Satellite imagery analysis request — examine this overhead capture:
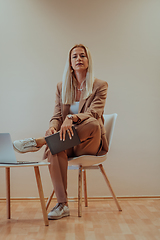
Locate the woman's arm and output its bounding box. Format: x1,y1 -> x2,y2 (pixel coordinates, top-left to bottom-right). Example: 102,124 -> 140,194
49,82 -> 63,131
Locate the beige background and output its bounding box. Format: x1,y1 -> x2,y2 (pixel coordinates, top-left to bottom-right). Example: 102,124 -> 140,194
0,0 -> 160,199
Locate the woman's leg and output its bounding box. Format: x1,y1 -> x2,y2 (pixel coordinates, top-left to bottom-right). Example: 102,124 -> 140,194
47,150 -> 70,220
47,150 -> 68,203
47,117 -> 101,202
35,137 -> 46,147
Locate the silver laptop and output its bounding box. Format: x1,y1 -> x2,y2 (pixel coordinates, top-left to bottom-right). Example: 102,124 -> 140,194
0,133 -> 38,164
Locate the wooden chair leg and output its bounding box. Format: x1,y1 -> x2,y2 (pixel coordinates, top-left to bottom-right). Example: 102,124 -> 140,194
83,170 -> 88,207
78,165 -> 82,217
34,166 -> 49,226
99,164 -> 122,211
46,189 -> 55,210
6,167 -> 11,219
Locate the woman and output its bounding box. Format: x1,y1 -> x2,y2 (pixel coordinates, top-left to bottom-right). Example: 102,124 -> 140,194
13,44 -> 109,220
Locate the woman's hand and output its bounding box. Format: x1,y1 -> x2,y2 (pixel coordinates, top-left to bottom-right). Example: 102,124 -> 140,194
45,127 -> 57,137
60,117 -> 74,141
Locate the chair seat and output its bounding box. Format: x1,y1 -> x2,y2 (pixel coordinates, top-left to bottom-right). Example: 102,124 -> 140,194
68,154 -> 107,167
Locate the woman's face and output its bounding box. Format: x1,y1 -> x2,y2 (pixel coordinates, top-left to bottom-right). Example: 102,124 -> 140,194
70,47 -> 89,72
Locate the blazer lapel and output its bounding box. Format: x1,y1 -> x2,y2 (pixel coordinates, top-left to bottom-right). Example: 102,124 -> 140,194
78,88 -> 94,113
62,104 -> 70,121
78,98 -> 86,113
78,88 -> 88,113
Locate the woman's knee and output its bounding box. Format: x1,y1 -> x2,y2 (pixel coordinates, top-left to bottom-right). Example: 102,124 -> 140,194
89,118 -> 100,131
75,117 -> 101,140
74,118 -> 101,156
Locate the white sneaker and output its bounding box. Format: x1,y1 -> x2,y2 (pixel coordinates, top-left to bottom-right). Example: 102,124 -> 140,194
13,138 -> 40,153
48,203 -> 70,220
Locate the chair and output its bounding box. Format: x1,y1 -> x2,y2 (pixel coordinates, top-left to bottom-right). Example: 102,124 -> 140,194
46,114 -> 122,216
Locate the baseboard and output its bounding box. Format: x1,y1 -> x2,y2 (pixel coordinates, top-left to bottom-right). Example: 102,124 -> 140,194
0,195 -> 160,202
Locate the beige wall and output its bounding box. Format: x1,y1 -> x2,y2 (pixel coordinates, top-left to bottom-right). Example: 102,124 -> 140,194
0,0 -> 160,199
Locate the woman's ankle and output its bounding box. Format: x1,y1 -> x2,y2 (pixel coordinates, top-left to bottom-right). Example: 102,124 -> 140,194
35,138 -> 46,147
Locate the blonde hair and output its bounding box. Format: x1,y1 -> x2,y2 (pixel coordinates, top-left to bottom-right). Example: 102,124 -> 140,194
62,44 -> 94,104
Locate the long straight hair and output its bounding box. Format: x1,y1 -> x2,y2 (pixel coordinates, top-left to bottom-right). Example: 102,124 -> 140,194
62,44 -> 94,104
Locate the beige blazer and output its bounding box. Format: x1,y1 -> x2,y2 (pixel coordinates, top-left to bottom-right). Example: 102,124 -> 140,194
49,78 -> 109,153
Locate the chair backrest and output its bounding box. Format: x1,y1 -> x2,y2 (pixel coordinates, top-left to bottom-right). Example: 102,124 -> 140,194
103,114 -> 118,151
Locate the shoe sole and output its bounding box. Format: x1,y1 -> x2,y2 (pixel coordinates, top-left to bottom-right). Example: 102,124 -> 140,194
48,212 -> 70,220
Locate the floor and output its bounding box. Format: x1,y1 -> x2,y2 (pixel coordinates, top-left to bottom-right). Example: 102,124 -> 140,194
0,198 -> 160,240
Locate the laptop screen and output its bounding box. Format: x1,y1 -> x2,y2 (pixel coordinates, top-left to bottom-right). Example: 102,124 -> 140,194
0,133 -> 17,163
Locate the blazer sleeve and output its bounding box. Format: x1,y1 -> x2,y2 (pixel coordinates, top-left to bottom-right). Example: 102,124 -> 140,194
76,80 -> 108,123
49,82 -> 63,131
